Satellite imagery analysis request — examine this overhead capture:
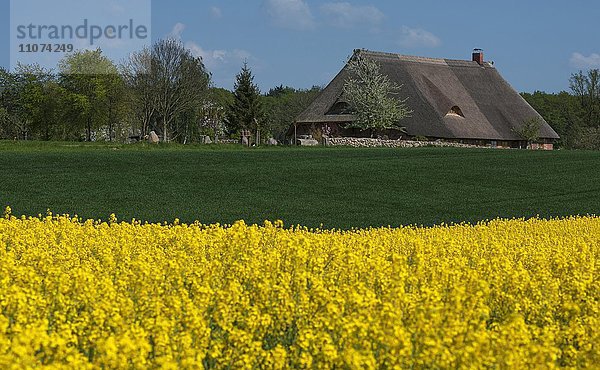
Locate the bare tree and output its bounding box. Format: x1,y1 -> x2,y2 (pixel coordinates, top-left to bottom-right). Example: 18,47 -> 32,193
569,71 -> 587,107
151,39 -> 210,142
123,39 -> 210,142
122,47 -> 156,138
570,69 -> 600,127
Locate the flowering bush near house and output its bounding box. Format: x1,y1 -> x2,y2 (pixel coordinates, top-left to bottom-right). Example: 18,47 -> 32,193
0,208 -> 598,368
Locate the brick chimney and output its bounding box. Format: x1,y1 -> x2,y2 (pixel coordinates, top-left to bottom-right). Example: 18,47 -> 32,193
472,49 -> 484,65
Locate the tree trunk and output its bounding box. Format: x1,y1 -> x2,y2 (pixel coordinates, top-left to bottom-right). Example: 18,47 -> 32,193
86,118 -> 92,142
108,105 -> 113,142
184,120 -> 189,145
142,117 -> 148,139
163,116 -> 168,143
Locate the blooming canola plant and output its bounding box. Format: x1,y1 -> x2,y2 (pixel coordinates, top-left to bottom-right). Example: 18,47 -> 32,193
0,208 -> 598,368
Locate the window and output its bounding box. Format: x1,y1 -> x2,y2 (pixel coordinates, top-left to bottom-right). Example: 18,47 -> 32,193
446,106 -> 464,118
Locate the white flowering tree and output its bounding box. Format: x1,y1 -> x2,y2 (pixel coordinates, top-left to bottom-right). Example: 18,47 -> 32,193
343,54 -> 411,137
199,101 -> 226,143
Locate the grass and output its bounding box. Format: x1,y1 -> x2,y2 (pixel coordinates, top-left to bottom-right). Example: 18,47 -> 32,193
1,141 -> 600,229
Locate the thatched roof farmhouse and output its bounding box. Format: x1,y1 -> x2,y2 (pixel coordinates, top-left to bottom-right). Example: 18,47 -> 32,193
293,49 -> 559,149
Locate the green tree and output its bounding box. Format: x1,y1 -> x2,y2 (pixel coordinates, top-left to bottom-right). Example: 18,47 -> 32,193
0,68 -> 27,139
60,91 -> 91,141
343,52 -> 411,137
210,87 -> 235,111
59,49 -> 121,141
522,70 -> 600,149
228,62 -> 263,139
0,106 -> 23,140
521,91 -> 582,148
14,64 -> 68,141
513,117 -> 543,148
103,72 -> 127,141
0,106 -> 9,137
262,85 -> 322,141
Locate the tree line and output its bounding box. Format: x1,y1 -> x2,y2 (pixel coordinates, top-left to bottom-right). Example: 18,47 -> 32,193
0,38 -> 321,144
2,38 -> 598,149
521,69 -> 600,149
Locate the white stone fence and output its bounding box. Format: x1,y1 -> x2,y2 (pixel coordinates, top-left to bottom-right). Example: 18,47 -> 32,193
324,137 -> 482,149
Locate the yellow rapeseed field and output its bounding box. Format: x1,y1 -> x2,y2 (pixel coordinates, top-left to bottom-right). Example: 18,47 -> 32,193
0,207 -> 598,369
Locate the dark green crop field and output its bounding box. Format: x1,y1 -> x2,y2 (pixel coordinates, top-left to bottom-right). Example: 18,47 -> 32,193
1,141 -> 599,228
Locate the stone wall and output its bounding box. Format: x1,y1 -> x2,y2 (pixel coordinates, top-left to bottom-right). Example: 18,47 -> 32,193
216,139 -> 239,145
324,137 -> 482,149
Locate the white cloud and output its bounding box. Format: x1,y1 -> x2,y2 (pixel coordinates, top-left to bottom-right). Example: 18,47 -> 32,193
320,2 -> 384,29
264,0 -> 315,31
165,23 -> 252,70
570,52 -> 600,69
186,42 -> 252,69
210,6 -> 222,19
168,22 -> 186,40
232,49 -> 252,60
185,42 -> 225,68
398,26 -> 441,48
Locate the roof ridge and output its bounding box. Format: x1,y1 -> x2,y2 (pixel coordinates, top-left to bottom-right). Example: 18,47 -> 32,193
357,49 -> 475,65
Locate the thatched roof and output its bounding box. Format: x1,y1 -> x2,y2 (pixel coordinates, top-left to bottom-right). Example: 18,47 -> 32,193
295,50 -> 559,141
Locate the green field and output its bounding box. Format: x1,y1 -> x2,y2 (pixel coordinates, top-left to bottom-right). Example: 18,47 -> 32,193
1,141 -> 599,228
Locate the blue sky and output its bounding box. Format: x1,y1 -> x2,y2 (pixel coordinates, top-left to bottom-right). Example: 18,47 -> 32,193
1,0 -> 600,93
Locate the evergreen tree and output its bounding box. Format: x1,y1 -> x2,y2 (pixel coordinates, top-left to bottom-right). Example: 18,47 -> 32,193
228,62 -> 263,136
